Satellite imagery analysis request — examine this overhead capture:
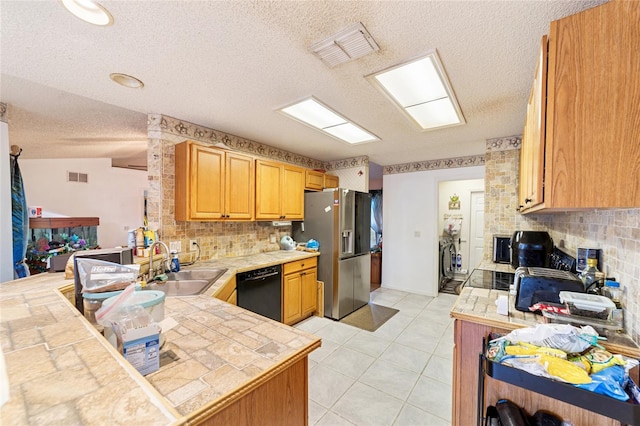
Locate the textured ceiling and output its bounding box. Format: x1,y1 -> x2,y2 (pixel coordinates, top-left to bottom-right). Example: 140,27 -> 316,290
0,0 -> 606,170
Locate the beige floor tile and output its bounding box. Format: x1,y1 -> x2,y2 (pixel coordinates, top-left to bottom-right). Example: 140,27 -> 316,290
309,364 -> 355,408
359,359 -> 420,400
332,381 -> 404,426
379,342 -> 433,373
321,345 -> 375,379
309,288 -> 456,426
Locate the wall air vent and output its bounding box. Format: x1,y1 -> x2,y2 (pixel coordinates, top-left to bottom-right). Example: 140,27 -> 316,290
68,171 -> 88,183
309,22 -> 379,68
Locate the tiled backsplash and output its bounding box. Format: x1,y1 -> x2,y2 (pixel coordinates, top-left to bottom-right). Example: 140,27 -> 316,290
483,137 -> 639,344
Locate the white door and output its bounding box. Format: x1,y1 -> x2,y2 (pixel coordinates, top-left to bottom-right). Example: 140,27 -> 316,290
469,191 -> 485,271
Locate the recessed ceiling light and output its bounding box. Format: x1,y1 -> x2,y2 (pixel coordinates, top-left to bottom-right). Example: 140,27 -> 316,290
61,0 -> 113,26
367,50 -> 465,131
109,73 -> 144,89
279,97 -> 379,144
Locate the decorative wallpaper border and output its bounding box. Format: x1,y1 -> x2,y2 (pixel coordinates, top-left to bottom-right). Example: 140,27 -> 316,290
324,156 -> 369,171
486,135 -> 521,151
0,103 -> 7,123
383,155 -> 485,175
148,114 -> 325,170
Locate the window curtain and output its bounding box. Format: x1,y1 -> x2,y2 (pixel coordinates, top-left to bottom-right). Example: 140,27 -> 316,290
370,190 -> 383,243
10,149 -> 30,278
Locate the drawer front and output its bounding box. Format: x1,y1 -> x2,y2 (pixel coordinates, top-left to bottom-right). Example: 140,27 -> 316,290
283,257 -> 317,275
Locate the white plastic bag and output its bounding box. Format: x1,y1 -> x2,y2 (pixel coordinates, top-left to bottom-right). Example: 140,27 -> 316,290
76,258 -> 140,293
494,323 -> 601,354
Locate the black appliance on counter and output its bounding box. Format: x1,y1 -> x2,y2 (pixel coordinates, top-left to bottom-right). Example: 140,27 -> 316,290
492,235 -> 511,264
510,231 -> 553,269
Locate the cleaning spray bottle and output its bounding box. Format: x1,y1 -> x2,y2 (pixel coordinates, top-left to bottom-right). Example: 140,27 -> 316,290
170,250 -> 180,272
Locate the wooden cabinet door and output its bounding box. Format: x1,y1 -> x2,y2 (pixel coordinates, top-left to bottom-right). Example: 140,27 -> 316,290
225,152 -> 254,220
300,268 -> 317,317
175,141 -> 224,221
543,1 -> 640,209
305,170 -> 324,191
282,165 -> 305,220
519,35 -> 547,212
255,160 -> 282,220
324,174 -> 339,189
283,273 -> 302,325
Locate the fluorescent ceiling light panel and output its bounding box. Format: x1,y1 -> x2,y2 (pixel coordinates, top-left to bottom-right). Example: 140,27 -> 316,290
281,99 -> 344,129
323,123 -> 375,144
406,98 -> 460,129
367,51 -> 465,131
310,22 -> 380,68
279,98 -> 378,144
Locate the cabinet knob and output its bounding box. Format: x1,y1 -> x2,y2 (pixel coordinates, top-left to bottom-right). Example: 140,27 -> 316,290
525,198 -> 532,204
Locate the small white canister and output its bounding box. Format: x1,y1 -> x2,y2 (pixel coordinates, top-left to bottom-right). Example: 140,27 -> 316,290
28,206 -> 42,218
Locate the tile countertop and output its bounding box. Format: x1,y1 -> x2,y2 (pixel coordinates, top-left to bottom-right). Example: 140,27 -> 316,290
0,250 -> 322,425
450,260 -> 640,358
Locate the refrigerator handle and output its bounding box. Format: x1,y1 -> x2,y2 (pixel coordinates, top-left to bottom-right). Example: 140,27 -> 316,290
342,230 -> 353,255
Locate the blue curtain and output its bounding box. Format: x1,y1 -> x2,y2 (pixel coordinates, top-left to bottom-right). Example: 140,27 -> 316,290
371,190 -> 383,243
11,150 -> 29,278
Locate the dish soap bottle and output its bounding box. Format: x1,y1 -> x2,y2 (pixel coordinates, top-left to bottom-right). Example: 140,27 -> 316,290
170,250 -> 180,272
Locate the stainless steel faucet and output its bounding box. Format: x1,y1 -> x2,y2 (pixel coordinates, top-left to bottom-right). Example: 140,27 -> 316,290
148,241 -> 170,279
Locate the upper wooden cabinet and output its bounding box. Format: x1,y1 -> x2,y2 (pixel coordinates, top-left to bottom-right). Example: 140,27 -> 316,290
519,35 -> 547,212
255,160 -> 305,220
175,140 -> 254,221
520,1 -> 640,213
305,170 -> 324,191
304,170 -> 340,191
323,174 -> 339,189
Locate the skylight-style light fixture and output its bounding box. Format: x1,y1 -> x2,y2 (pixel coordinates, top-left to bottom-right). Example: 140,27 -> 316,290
61,0 -> 113,26
279,97 -> 379,144
367,50 -> 465,131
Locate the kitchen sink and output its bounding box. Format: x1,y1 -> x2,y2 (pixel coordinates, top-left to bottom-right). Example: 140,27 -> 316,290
145,268 -> 228,296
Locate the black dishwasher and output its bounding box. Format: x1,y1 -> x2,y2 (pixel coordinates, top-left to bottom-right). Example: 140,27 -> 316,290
236,264 -> 282,322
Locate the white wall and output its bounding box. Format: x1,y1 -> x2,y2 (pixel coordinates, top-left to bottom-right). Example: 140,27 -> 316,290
0,122 -> 13,282
382,166 -> 485,296
331,167 -> 369,192
19,158 -> 148,249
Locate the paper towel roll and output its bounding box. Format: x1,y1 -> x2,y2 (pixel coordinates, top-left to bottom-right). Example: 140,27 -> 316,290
495,295 -> 509,316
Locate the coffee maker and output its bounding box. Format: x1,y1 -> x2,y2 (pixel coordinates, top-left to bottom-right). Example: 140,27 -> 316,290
510,231 -> 553,269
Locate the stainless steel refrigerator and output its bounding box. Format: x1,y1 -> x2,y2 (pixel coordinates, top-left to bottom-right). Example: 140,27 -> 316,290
293,188 -> 371,320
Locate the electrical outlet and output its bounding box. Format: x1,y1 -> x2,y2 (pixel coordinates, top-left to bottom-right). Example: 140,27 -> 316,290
190,239 -> 198,251
270,234 -> 276,243
169,241 -> 181,252
414,231 -> 421,237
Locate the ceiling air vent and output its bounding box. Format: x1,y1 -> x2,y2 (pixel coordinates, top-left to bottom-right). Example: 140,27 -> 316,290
310,22 -> 379,68
68,171 -> 88,183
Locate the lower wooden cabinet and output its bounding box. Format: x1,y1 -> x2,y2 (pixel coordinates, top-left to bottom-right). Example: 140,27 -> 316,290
213,276 -> 237,305
283,257 -> 317,325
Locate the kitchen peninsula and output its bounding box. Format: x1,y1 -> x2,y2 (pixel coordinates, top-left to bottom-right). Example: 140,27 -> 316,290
0,250 -> 321,425
450,263 -> 640,426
